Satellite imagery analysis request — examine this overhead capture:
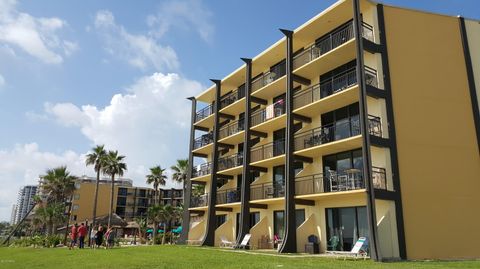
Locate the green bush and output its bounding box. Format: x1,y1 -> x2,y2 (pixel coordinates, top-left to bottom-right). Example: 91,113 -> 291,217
10,235 -> 63,248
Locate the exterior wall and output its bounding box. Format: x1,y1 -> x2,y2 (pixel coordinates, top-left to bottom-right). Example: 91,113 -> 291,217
71,182 -> 118,224
465,19 -> 480,116
384,6 -> 480,259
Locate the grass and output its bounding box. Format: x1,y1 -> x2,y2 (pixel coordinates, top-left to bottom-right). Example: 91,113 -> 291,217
0,245 -> 479,269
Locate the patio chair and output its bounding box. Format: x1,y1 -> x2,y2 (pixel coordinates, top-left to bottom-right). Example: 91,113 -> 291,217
219,236 -> 234,248
238,233 -> 251,249
327,235 -> 340,251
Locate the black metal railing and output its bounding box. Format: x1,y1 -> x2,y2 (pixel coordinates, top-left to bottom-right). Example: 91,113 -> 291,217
294,115 -> 382,151
293,21 -> 374,70
250,182 -> 285,200
218,118 -> 245,140
372,166 -> 387,190
195,104 -> 214,123
293,66 -> 378,110
251,100 -> 285,127
216,188 -> 241,204
251,138 -> 285,163
220,86 -> 246,109
193,132 -> 213,149
190,194 -> 208,207
218,152 -> 244,171
251,63 -> 287,92
192,162 -> 212,178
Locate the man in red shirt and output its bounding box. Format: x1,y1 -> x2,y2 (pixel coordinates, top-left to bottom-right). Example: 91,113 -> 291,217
69,223 -> 78,250
77,223 -> 87,249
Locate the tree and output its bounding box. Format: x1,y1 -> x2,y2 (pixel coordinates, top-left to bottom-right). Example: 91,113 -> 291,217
147,205 -> 165,245
170,159 -> 188,184
134,217 -> 148,241
161,204 -> 175,245
146,166 -> 167,205
34,202 -> 66,235
85,145 -> 107,232
41,166 -> 76,203
103,150 -> 127,228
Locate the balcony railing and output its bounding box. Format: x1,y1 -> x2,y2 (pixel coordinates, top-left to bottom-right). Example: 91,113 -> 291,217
218,152 -> 244,171
250,182 -> 285,200
216,188 -> 241,204
193,132 -> 213,149
251,63 -> 286,92
295,167 -> 387,195
251,138 -> 285,163
293,66 -> 378,110
195,104 -> 214,123
294,115 -> 382,151
372,166 -> 387,190
190,194 -> 208,207
219,118 -> 245,140
192,162 -> 212,178
220,86 -> 246,109
251,100 -> 285,127
293,21 -> 374,70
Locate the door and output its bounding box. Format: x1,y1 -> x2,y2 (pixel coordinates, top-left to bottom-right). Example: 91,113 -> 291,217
273,210 -> 285,240
326,206 -> 368,251
273,128 -> 285,156
272,165 -> 285,197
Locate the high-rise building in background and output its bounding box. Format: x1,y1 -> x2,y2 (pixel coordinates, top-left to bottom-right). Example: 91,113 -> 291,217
14,185 -> 38,224
10,204 -> 17,225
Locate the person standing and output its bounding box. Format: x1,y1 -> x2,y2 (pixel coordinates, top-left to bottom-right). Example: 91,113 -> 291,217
69,223 -> 78,250
106,227 -> 115,249
77,223 -> 87,249
94,226 -> 104,249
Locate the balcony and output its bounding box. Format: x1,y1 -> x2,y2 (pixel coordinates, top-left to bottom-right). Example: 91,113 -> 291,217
219,86 -> 245,114
250,139 -> 285,165
218,118 -> 244,144
190,194 -> 208,208
251,62 -> 286,94
293,66 -> 378,115
295,166 -> 387,196
218,152 -> 243,174
293,21 -> 374,71
193,132 -> 213,155
192,162 -> 212,181
251,99 -> 285,132
216,188 -> 241,205
194,104 -> 214,128
250,182 -> 285,200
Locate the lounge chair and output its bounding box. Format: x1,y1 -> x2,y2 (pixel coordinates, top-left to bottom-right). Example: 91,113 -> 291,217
219,236 -> 234,248
238,233 -> 251,249
331,237 -> 369,260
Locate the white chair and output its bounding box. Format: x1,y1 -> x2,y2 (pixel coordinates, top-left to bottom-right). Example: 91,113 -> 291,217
238,233 -> 251,249
219,236 -> 234,248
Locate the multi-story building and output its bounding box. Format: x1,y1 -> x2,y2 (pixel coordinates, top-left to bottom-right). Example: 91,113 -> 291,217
159,188 -> 183,207
69,176 -> 155,223
14,185 -> 38,225
181,0 -> 480,261
10,204 -> 17,225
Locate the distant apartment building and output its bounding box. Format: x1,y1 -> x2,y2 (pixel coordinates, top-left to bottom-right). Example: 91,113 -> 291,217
10,204 -> 17,225
14,185 -> 38,224
69,176 -> 183,224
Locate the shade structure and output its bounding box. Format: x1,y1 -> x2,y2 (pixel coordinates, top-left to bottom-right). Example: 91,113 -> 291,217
93,213 -> 128,228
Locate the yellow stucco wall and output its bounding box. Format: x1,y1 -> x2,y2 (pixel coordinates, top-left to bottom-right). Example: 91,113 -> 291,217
384,6 -> 480,260
71,182 -> 118,224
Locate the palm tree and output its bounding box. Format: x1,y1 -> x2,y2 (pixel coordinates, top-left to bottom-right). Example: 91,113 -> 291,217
34,202 -> 66,235
161,204 -> 175,244
147,205 -> 165,245
103,150 -> 127,228
146,166 -> 167,205
41,166 -> 76,203
170,159 -> 188,184
85,145 -> 107,234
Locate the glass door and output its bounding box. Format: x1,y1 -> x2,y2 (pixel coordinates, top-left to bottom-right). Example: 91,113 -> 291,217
273,210 -> 285,241
326,206 -> 368,251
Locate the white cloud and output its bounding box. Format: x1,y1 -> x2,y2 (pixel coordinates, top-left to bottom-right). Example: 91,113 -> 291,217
45,72 -> 201,188
147,0 -> 214,43
94,10 -> 179,71
0,0 -> 78,64
0,143 -> 86,222
0,73 -> 5,88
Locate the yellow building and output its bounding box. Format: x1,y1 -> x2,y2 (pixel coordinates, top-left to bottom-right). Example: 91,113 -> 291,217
181,0 -> 480,261
69,176 -> 155,224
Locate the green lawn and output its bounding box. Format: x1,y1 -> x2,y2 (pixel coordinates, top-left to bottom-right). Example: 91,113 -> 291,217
0,245 -> 478,269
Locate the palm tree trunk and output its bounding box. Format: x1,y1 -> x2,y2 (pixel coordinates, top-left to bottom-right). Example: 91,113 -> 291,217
108,174 -> 115,228
152,221 -> 157,245
91,170 -> 101,238
161,222 -> 166,245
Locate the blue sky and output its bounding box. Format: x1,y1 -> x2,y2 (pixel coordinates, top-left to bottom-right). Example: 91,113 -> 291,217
0,0 -> 478,221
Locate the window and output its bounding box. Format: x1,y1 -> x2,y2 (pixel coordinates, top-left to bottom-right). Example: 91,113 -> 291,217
295,209 -> 305,229
72,215 -> 77,221
73,193 -> 80,200
321,103 -> 360,141
117,197 -> 127,206
72,204 -> 79,211
250,212 -> 260,229
326,206 -> 368,252
118,188 -> 128,196
216,215 -> 227,229
273,211 -> 285,240
74,182 -> 81,189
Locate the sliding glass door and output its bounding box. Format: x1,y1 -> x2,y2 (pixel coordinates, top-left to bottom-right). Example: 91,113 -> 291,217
326,206 -> 368,251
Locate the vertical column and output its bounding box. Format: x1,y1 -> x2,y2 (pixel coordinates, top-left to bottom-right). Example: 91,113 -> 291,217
279,28 -> 297,253
201,79 -> 221,246
377,4 -> 407,259
352,0 -> 380,261
178,97 -> 197,244
236,58 -> 252,245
